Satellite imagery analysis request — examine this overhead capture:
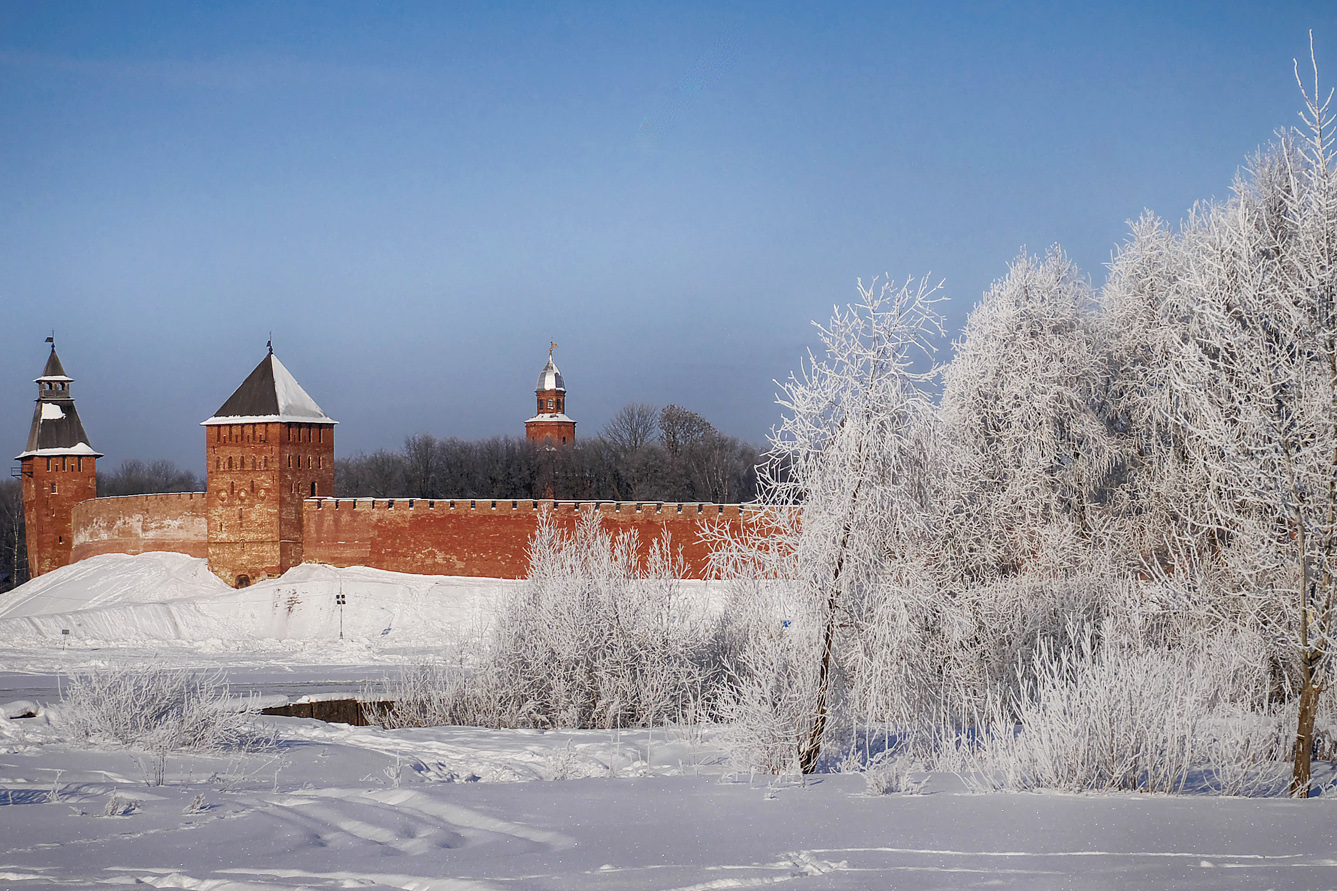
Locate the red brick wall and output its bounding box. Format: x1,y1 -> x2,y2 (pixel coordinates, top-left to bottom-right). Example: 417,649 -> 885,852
303,498 -> 756,579
71,492 -> 209,561
21,453 -> 98,577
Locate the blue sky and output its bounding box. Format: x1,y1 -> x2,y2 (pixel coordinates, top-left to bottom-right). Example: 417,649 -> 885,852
2,2 -> 1332,471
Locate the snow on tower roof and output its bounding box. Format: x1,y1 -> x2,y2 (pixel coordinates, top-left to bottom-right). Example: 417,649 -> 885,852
536,355 -> 565,392
15,347 -> 102,459
201,352 -> 337,426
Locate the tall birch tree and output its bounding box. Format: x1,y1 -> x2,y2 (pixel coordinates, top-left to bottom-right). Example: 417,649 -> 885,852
1165,46 -> 1337,796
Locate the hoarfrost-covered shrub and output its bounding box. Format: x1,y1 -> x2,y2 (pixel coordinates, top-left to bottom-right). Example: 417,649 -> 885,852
370,661 -> 500,729
958,625 -> 1283,794
487,508 -> 732,728
59,668 -> 270,752
378,507 -> 735,730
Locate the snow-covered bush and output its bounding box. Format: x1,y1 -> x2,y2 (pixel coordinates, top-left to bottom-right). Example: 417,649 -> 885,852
947,622 -> 1287,795
370,660 -> 500,729
378,507 -> 734,730
58,668 -> 271,752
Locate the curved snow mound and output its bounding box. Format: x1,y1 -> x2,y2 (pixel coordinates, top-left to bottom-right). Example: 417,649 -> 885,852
0,554 -> 519,647
0,552 -> 229,619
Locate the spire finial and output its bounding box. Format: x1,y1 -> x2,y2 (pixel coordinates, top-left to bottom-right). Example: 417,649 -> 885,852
267,334 -> 273,356
46,332 -> 54,350
549,341 -> 558,358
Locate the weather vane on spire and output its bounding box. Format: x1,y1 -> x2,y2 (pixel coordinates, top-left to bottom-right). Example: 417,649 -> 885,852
549,341 -> 558,358
267,333 -> 273,356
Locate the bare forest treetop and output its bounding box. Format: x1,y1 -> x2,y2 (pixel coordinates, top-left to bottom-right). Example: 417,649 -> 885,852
335,404 -> 760,504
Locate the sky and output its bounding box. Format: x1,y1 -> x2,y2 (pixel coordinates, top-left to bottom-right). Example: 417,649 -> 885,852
1,2 -> 1333,474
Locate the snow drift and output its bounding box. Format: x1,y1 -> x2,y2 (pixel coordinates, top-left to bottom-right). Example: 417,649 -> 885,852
0,552 -> 519,647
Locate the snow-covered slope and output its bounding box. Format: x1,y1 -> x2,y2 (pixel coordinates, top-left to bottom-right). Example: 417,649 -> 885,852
0,553 -> 230,618
0,553 -> 518,647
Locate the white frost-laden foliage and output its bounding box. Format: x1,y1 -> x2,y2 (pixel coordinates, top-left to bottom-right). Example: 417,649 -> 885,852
941,247 -> 1119,579
954,626 -> 1287,795
1099,51 -> 1337,795
379,50 -> 1337,797
58,668 -> 270,752
379,507 -> 732,730
710,277 -> 945,773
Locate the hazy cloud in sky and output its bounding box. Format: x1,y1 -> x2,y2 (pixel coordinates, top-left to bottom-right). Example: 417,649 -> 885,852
1,2 -> 1330,472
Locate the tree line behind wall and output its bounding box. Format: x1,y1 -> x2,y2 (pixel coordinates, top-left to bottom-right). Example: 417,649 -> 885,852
335,403 -> 762,503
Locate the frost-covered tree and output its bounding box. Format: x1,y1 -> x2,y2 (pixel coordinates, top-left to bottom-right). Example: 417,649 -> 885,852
940,247 -> 1118,577
1158,51 -> 1337,796
711,277 -> 944,773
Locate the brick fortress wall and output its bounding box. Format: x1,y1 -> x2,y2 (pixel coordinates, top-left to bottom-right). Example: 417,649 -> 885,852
71,492 -> 209,561
67,494 -> 758,579
302,498 -> 757,579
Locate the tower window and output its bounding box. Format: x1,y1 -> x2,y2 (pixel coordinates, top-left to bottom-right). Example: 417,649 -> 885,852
46,457 -> 51,472
548,399 -> 554,410
77,457 -> 83,471
50,482 -> 56,494
310,481 -> 317,496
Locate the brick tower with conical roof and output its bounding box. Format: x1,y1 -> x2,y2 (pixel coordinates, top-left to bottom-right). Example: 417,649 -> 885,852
203,346 -> 336,587
525,344 -> 576,445
16,341 -> 102,578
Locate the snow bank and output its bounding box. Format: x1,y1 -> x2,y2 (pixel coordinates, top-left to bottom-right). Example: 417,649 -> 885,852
0,552 -> 229,618
0,553 -> 520,648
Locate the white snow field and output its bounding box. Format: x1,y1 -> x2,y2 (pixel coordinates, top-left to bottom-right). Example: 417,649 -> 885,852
1,554 -> 1337,889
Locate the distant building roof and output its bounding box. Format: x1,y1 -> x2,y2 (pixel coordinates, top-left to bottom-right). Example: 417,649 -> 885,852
201,351 -> 337,426
536,355 -> 565,392
15,346 -> 102,459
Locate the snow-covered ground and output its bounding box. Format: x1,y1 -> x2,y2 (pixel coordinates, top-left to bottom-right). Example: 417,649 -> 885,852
2,554 -> 1336,889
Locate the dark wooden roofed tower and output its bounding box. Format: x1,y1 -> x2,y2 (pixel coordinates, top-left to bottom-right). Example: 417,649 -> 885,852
16,342 -> 101,577
525,344 -> 576,445
202,347 -> 336,587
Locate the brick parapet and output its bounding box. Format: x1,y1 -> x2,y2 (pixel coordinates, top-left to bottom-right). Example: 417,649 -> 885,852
302,497 -> 759,579
61,489 -> 764,580
70,492 -> 209,561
